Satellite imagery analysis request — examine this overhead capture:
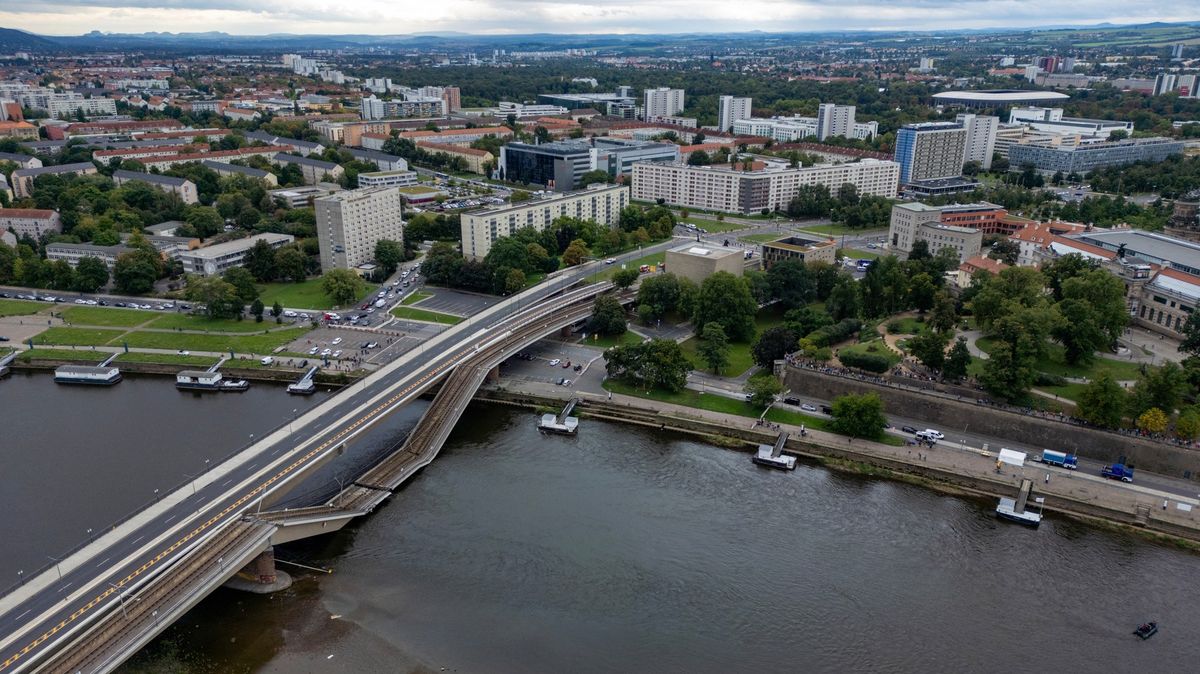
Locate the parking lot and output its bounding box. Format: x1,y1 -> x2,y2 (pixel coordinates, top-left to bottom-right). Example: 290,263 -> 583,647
496,338 -> 605,388
414,288 -> 498,317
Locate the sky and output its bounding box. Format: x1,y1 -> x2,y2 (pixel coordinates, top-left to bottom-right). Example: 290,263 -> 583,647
0,0 -> 1194,36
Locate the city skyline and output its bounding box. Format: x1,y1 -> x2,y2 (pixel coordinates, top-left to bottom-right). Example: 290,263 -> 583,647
0,1 -> 1195,37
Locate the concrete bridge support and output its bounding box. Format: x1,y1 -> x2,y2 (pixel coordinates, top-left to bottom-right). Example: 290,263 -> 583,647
223,546 -> 292,594
486,364 -> 501,382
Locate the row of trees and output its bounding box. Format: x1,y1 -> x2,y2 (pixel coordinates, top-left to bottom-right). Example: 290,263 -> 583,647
785,183 -> 893,229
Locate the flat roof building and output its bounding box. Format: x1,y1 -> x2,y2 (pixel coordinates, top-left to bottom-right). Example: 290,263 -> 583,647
932,89 -> 1070,108
665,243 -> 744,285
461,184 -> 629,260
315,187 -> 405,271
357,169 -> 418,189
112,169 -> 198,204
887,202 -> 983,263
761,234 -> 838,268
894,122 -> 967,184
1008,137 -> 1184,176
178,233 -> 294,276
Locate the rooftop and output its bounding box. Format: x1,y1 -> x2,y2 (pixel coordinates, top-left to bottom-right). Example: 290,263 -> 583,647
0,208 -> 57,219
1073,229 -> 1200,271
668,242 -> 742,259
13,162 -> 96,177
933,90 -> 1071,103
113,169 -> 189,186
182,233 -> 293,259
764,234 -> 836,251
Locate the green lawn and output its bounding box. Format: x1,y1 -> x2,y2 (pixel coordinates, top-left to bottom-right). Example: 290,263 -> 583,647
885,317 -> 927,336
682,217 -> 743,233
400,291 -> 433,306
60,306 -> 157,327
1036,382 -> 1087,404
800,224 -> 886,237
975,337 -> 1145,381
0,299 -> 44,318
16,348 -> 104,362
257,279 -> 340,311
119,327 -> 310,354
603,379 -> 903,445
148,313 -> 282,333
390,306 -> 464,325
579,330 -> 645,349
678,305 -> 788,377
113,352 -> 221,367
33,327 -> 127,346
738,233 -> 783,244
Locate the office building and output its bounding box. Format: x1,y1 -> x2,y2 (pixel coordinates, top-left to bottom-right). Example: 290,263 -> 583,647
499,139 -> 678,191
0,208 -> 61,238
643,87 -> 685,122
315,187 -> 405,271
955,113 -> 998,170
359,95 -> 446,120
717,96 -> 752,132
495,102 -> 569,119
760,234 -> 838,268
893,122 -> 968,184
631,159 -> 899,214
1008,137 -> 1184,175
460,184 -> 628,260
1007,107 -> 1133,138
112,170 -> 199,204
178,233 -> 294,276
665,243 -> 745,285
537,90 -> 637,118
886,202 -> 982,263
887,201 -> 1015,259
46,242 -> 133,269
357,170 -> 418,189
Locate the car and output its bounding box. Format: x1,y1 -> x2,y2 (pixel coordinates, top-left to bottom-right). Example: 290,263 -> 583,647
332,350 -> 342,358
901,425 -> 919,434
820,405 -> 833,414
867,243 -> 878,249
180,304 -> 190,310
915,429 -> 944,442
98,300 -> 108,306
162,303 -> 174,309
332,337 -> 343,345
548,358 -> 561,366
573,364 -> 582,372
605,258 -> 616,265
366,307 -> 375,313
74,298 -> 88,304
0,293 -> 8,298
320,348 -> 332,356
0,336 -> 9,342
783,396 -> 801,406
114,302 -> 126,307
283,310 -> 298,318
367,342 -> 379,349
308,347 -> 320,355
177,350 -> 189,355
260,356 -> 274,365
562,360 -> 571,368
298,313 -> 310,320
800,403 -> 818,412
561,379 -> 571,386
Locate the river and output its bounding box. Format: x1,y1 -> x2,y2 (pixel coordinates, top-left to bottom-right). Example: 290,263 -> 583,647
109,404 -> 1198,673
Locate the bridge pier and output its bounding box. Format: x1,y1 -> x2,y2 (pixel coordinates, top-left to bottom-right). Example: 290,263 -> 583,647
486,364 -> 501,382
222,546 -> 292,594
559,325 -> 572,338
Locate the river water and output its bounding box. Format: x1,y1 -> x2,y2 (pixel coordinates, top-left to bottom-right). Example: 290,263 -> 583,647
111,404 -> 1199,673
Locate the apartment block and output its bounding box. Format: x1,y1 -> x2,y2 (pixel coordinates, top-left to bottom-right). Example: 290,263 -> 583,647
717,96 -> 752,132
894,122 -> 968,184
112,169 -> 199,204
178,233 -> 294,276
643,87 -> 685,122
315,187 -> 405,271
631,159 -> 899,214
416,142 -> 494,174
955,113 -> 999,170
460,184 -> 629,260
0,208 -> 62,238
10,162 -> 98,198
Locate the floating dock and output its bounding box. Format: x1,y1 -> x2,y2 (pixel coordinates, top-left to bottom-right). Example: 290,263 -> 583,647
54,364 -> 122,386
752,431 -> 796,470
287,366 -> 319,395
538,397 -> 579,435
0,352 -> 13,379
996,478 -> 1043,527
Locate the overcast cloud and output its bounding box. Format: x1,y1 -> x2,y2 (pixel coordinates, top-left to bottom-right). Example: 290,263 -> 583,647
0,0 -> 1193,36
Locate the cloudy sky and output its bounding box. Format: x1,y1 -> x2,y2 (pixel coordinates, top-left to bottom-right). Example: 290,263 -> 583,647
1,0 -> 1192,36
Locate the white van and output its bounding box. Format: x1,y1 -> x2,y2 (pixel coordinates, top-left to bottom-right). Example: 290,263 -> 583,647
260,356 -> 274,366
915,429 -> 944,442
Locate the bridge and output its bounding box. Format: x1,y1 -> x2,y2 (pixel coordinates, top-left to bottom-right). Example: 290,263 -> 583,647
0,242 -> 669,673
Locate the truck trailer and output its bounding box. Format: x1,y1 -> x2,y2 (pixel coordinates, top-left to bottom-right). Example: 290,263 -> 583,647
1040,449 -> 1078,469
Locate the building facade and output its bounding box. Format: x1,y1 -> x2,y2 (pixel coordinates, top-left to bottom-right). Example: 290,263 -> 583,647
887,202 -> 984,262
178,233 -> 294,276
894,122 -> 968,184
460,184 -> 629,260
1007,137 -> 1184,176
665,243 -> 744,285
112,170 -> 199,204
717,96 -> 752,132
357,170 -> 418,189
643,87 -> 685,122
0,208 -> 61,238
315,187 -> 405,271
955,113 -> 999,170
761,234 -> 838,268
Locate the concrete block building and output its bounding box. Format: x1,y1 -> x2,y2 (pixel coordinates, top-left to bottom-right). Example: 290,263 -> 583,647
315,187 -> 405,271
665,243 -> 744,285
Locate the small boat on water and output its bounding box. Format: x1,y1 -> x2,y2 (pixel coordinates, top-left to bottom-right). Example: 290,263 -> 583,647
219,379 -> 249,392
1133,622 -> 1158,640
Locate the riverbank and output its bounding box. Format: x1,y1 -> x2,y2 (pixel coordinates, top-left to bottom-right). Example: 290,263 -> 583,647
7,355 -> 365,386
477,380 -> 1200,550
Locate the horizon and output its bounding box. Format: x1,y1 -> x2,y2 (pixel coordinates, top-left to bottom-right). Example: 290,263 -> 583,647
1,1 -> 1195,38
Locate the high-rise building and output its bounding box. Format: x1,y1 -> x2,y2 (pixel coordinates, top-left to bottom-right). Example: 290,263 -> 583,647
955,113 -> 999,170
1172,43 -> 1185,60
893,122 -> 968,184
717,95 -> 752,132
315,187 -> 405,271
442,86 -> 461,112
643,87 -> 685,122
816,103 -> 857,142
1154,73 -> 1179,96
1024,65 -> 1041,82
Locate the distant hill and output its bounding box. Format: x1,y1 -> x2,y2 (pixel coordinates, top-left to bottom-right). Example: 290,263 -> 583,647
0,27 -> 58,52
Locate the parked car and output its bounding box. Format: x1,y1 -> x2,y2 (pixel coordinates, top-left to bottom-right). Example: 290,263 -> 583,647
783,396 -> 801,406
549,358 -> 561,366
800,403 -> 817,412
332,337 -> 343,345
901,425 -> 919,434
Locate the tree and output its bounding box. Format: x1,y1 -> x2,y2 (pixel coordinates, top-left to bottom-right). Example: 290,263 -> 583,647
588,294 -> 627,336
698,322 -> 731,374
604,339 -> 691,392
693,271 -> 757,342
374,239 -> 404,275
49,260 -> 76,291
503,268 -> 526,294
74,256 -> 109,293
271,300 -> 283,318
112,252 -> 158,295
826,274 -> 861,320
907,330 -> 949,372
687,149 -> 711,166
1180,311 -> 1200,357
242,239 -> 278,282
783,306 -> 832,338
908,273 -> 936,313
579,169 -> 611,186
1052,269 -> 1128,365
321,268 -> 365,307
929,292 -> 957,333
274,246 -> 308,284
612,267 -> 640,289
1078,370 -> 1128,429
250,298 -> 265,322
752,326 -> 798,368
562,238 -> 590,266
860,255 -> 909,318
1129,362 -> 1187,419
766,259 -> 815,309
183,205 -> 223,238
222,266 -> 259,305
1176,406 -> 1200,440
830,393 -> 887,440
744,372 -> 783,408
942,338 -> 971,382
185,275 -> 241,319
1136,407 -> 1169,434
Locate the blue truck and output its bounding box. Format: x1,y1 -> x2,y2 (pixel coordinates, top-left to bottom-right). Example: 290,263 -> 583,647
1040,449 -> 1078,469
1101,463 -> 1135,482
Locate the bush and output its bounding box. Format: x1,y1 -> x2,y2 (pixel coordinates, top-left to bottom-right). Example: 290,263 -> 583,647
1034,371 -> 1068,387
838,350 -> 893,373
886,320 -> 903,334
806,318 -> 862,348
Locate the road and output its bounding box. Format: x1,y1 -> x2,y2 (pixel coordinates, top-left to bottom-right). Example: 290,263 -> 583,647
0,238 -> 681,672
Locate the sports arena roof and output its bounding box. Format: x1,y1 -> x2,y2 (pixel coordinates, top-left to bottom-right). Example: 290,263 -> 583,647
932,90 -> 1070,108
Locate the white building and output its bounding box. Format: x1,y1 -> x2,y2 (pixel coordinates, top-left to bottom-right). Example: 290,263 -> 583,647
732,112 -> 877,143
315,187 -> 405,271
461,184 -> 629,260
816,103 -> 855,141
955,113 -> 999,170
494,101 -> 569,119
643,87 -> 685,122
717,95 -> 752,132
631,159 -> 899,215
179,233 -> 294,277
357,170 -> 418,189
1008,107 -> 1133,138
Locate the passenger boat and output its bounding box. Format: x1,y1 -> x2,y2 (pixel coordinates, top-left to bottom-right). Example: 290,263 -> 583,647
176,370 -> 223,391
54,365 -> 122,386
1133,622 -> 1158,640
219,379 -> 249,392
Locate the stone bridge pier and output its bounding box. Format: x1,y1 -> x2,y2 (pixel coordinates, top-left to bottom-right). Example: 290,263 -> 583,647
223,546 -> 292,594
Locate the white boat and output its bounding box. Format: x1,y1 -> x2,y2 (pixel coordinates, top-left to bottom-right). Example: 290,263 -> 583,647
996,496 -> 1043,528
54,365 -> 122,386
176,370 -> 223,391
219,379 -> 249,392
